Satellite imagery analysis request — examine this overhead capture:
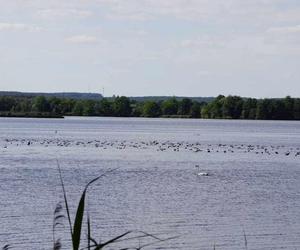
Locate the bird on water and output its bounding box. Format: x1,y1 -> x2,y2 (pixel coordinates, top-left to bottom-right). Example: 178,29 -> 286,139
195,165 -> 209,176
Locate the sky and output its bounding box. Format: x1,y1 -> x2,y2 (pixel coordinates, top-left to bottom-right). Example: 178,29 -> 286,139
0,0 -> 300,98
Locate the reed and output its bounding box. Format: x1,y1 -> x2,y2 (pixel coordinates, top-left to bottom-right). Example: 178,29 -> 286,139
243,230 -> 248,250
55,160 -> 175,250
53,201 -> 64,250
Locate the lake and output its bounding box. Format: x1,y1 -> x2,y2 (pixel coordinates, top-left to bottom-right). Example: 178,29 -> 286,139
0,117 -> 300,249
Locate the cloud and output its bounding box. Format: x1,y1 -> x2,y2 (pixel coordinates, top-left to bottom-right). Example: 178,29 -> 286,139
267,25 -> 300,34
94,0 -> 295,23
265,24 -> 300,47
273,9 -> 300,23
106,12 -> 154,21
37,8 -> 93,19
180,36 -> 226,50
0,22 -> 41,32
65,35 -> 98,44
95,0 -> 212,21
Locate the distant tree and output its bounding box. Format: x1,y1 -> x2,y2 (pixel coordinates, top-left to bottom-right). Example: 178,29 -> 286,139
60,98 -> 76,114
113,96 -> 132,117
222,96 -> 243,119
256,99 -> 273,120
142,101 -> 161,117
0,97 -> 17,111
200,105 -> 210,118
98,98 -> 113,116
201,95 -> 224,118
82,100 -> 96,116
130,101 -> 143,117
190,101 -> 202,118
241,98 -> 257,119
283,96 -> 294,120
293,98 -> 300,120
161,98 -> 178,116
48,97 -> 62,114
1,94 -> 300,120
178,98 -> 193,116
72,101 -> 84,116
270,100 -> 287,120
14,98 -> 32,113
32,96 -> 50,112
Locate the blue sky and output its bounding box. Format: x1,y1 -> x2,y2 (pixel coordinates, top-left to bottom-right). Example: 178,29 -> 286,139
0,0 -> 299,97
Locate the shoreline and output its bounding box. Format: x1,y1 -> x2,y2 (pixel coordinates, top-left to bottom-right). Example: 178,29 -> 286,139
0,112 -> 64,119
1,113 -> 300,121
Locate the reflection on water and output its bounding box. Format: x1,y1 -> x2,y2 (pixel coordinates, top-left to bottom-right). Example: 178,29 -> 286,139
0,117 -> 300,249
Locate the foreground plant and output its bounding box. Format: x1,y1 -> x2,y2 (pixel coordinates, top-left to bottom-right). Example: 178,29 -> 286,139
55,161 -> 175,250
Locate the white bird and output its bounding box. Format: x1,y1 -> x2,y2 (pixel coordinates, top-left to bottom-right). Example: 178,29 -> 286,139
195,165 -> 209,176
197,172 -> 209,176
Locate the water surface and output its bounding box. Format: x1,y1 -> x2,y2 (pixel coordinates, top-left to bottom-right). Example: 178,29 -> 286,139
0,117 -> 300,249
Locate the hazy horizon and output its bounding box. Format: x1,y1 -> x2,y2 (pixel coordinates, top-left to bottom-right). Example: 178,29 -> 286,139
1,90 -> 299,99
0,1 -> 300,98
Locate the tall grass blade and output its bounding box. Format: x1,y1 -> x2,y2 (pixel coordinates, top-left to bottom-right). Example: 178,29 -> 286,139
93,231 -> 132,250
135,235 -> 179,249
72,189 -> 87,250
57,160 -> 73,236
70,168 -> 119,250
113,231 -> 178,244
243,230 -> 248,250
87,213 -> 91,250
137,231 -> 162,241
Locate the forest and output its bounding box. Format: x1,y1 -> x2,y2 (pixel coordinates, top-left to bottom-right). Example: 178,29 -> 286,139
0,95 -> 299,120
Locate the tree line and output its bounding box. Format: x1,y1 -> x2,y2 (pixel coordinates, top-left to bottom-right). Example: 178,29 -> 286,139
0,95 -> 299,120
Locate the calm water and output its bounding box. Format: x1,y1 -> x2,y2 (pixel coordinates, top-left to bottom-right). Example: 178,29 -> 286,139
0,117 -> 300,250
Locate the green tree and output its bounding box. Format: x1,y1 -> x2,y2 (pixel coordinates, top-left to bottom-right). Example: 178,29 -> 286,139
161,98 -> 178,116
241,98 -> 257,119
97,98 -> 112,116
202,95 -> 224,118
283,96 -> 294,119
293,99 -> 300,120
1,94 -> 300,120
256,99 -> 273,120
142,101 -> 161,117
0,97 -> 17,111
131,102 -> 143,117
72,101 -> 84,116
178,98 -> 192,116
82,100 -> 96,116
113,96 -> 132,117
190,101 -> 202,118
48,97 -> 62,114
201,105 -> 210,118
14,98 -> 32,113
32,96 -> 50,112
222,96 -> 243,119
60,98 -> 76,114
271,100 -> 287,120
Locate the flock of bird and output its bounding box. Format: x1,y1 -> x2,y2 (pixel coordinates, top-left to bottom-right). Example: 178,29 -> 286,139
2,138 -> 300,158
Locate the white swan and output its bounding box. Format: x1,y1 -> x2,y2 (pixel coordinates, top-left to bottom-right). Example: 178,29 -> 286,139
197,172 -> 209,176
195,165 -> 209,176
